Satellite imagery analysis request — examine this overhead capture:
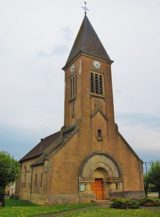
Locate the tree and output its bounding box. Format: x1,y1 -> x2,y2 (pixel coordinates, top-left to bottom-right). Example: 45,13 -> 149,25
148,161 -> 160,198
0,151 -> 20,207
144,173 -> 150,198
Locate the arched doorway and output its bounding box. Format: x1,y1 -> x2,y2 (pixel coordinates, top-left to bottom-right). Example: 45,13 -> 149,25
79,153 -> 122,201
92,168 -> 108,200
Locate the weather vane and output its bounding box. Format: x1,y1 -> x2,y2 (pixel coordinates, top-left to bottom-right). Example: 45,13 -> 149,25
82,1 -> 89,15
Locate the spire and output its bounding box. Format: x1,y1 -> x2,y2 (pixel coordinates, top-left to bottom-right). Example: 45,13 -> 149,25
64,15 -> 112,68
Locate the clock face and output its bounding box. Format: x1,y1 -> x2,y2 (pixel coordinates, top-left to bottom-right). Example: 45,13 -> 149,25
70,64 -> 75,73
93,60 -> 101,69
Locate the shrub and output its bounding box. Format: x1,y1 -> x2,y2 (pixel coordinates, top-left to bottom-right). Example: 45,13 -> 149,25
139,198 -> 160,206
110,198 -> 140,209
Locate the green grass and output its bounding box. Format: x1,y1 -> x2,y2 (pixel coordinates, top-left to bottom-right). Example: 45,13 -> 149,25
0,199 -> 160,217
61,207 -> 160,217
0,199 -> 94,217
6,199 -> 37,207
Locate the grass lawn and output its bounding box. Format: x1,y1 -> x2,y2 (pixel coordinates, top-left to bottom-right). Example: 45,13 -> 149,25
0,199 -> 160,217
60,207 -> 160,217
0,199 -> 94,217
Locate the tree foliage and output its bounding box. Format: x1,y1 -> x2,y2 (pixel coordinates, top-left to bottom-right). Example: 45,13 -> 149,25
148,161 -> 160,198
0,151 -> 20,206
144,173 -> 150,198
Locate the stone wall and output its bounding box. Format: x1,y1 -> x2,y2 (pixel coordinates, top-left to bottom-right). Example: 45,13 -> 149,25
110,191 -> 145,199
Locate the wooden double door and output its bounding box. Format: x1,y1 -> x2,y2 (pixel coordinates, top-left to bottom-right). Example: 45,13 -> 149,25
94,178 -> 105,200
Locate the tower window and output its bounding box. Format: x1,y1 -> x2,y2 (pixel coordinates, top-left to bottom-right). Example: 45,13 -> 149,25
90,72 -> 104,96
70,74 -> 77,100
97,129 -> 103,141
98,129 -> 102,138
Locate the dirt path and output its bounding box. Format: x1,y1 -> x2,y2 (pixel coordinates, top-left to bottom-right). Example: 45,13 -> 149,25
37,204 -> 160,217
36,204 -> 110,217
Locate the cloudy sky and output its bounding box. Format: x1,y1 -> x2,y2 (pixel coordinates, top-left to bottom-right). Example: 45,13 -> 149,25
0,0 -> 159,163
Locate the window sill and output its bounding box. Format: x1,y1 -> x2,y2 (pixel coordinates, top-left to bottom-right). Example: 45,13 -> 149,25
97,137 -> 103,141
90,94 -> 105,99
69,97 -> 76,103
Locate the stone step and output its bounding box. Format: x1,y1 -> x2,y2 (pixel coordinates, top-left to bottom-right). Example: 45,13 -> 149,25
95,200 -> 112,207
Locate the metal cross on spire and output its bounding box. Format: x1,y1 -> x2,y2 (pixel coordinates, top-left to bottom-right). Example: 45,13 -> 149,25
82,1 -> 89,15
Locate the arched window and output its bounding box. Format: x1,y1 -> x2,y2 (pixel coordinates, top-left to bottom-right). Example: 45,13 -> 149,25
70,74 -> 77,100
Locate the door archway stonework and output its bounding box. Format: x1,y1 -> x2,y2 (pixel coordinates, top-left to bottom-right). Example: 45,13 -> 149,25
79,153 -> 123,201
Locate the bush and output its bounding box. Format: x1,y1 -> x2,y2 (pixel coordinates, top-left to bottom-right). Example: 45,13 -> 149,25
110,198 -> 140,209
139,198 -> 160,206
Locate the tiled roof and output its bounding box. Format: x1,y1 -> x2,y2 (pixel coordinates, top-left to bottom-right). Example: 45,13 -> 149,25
19,131 -> 61,162
65,15 -> 112,67
19,125 -> 78,164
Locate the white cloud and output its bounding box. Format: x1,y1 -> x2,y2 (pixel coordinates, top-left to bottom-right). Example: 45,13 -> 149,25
0,0 -> 160,160
37,44 -> 69,57
62,27 -> 73,42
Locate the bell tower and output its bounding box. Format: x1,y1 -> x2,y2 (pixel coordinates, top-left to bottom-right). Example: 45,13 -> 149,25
63,15 -> 115,133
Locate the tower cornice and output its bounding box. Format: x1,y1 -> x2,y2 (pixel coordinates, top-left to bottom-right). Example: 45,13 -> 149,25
62,51 -> 113,71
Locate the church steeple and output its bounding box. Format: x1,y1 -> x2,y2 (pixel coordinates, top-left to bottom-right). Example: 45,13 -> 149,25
64,15 -> 112,68
63,15 -> 115,128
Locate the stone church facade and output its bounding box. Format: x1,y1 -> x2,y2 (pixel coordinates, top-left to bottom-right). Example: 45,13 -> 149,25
17,15 -> 144,204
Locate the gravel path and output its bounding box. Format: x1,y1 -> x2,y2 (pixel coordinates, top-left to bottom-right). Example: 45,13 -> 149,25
37,204 -> 160,217
36,204 -> 110,217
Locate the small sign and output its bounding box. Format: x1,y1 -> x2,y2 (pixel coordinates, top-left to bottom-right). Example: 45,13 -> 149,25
79,183 -> 85,192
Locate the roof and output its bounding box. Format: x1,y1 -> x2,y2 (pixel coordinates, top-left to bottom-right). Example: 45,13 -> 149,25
64,15 -> 112,67
19,124 -> 78,165
19,131 -> 61,162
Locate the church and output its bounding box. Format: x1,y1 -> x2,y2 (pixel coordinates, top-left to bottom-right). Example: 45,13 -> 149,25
17,14 -> 144,204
